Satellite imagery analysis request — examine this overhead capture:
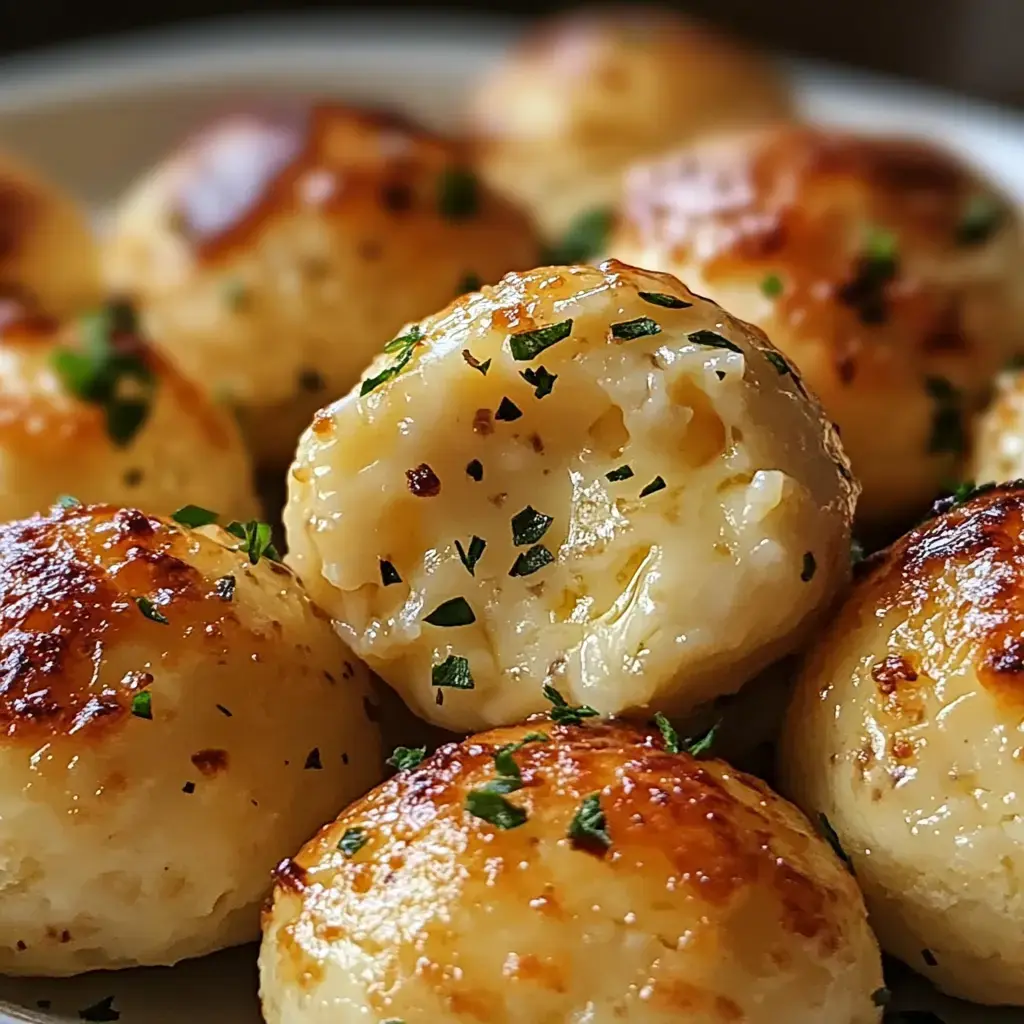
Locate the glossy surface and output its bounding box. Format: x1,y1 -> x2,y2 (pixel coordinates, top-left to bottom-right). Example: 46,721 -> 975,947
0,302 -> 257,521
285,259 -> 855,731
469,6 -> 792,239
103,103 -> 540,468
609,125 -> 1024,528
0,503 -> 382,975
972,368 -> 1024,484
780,483 -> 1024,1003
260,718 -> 883,1024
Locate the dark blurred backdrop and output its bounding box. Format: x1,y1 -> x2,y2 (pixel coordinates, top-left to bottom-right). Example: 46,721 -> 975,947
2,0 -> 1024,109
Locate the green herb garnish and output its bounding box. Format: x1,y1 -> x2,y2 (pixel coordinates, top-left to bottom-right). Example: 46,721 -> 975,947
761,273 -> 783,298
380,559 -> 402,586
765,350 -> 791,375
509,319 -> 573,361
683,722 -> 718,758
437,167 -> 479,220
653,711 -> 680,753
465,789 -> 527,829
605,465 -> 634,482
338,827 -> 368,858
172,504 -> 219,528
542,684 -> 598,725
864,226 -> 899,277
610,316 -> 661,341
424,597 -> 476,627
494,745 -> 524,783
925,376 -> 965,455
135,597 -> 168,625
466,459 -> 484,481
568,793 -> 610,850
432,654 -> 474,689
639,476 -> 666,497
57,494 -> 81,508
225,519 -> 280,564
544,207 -> 612,264
130,691 -> 152,720
521,365 -> 557,398
511,505 -> 552,545
495,397 -> 523,421
509,544 -> 554,577
387,746 -> 427,771
304,748 -> 322,770
360,326 -> 423,396
638,291 -> 692,309
462,350 -> 491,375
688,330 -> 743,354
455,535 -> 486,576
801,551 -> 817,582
956,194 -> 1003,246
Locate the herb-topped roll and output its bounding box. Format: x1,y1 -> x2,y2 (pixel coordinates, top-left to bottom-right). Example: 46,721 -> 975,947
0,150 -> 101,318
468,6 -> 792,248
0,502 -> 382,976
259,718 -> 885,1024
285,260 -> 857,731
779,481 -> 1024,1004
608,126 -> 1024,530
0,300 -> 257,522
103,104 -> 541,469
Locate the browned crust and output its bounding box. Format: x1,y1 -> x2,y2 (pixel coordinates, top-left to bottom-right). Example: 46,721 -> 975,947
0,174 -> 38,274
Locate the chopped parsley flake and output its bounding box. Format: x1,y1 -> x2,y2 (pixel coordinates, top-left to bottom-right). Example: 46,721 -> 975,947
509,319 -> 573,361
765,350 -> 791,375
839,227 -> 899,324
380,559 -> 402,586
495,397 -> 523,421
511,505 -> 553,545
639,476 -> 666,497
432,654 -> 474,689
465,789 -> 527,829
466,459 -> 484,482
688,329 -> 743,354
951,479 -> 997,506
437,166 -> 479,220
57,494 -> 81,509
494,745 -> 524,783
135,596 -> 168,625
79,996 -> 120,1022
801,551 -> 817,582
462,349 -> 491,375
568,793 -> 611,851
304,748 -> 323,770
819,813 -> 855,873
543,683 -> 598,725
130,691 -> 152,720
864,226 -> 898,277
182,781 -> 196,794
455,535 -> 486,575
610,316 -> 661,341
683,722 -> 719,758
602,465 -> 633,484
214,575 -> 236,601
387,745 -> 427,771
338,827 -> 368,858
225,519 -> 280,564
521,365 -> 557,398
956,194 -> 1003,246
424,596 -> 476,627
761,273 -> 784,298
458,272 -> 483,294
544,207 -> 612,264
638,291 -> 692,309
493,732 -> 549,785
925,376 -> 965,455
653,711 -> 680,753
171,504 -> 219,528
360,326 -> 423,396
509,544 -> 554,577
52,303 -> 155,446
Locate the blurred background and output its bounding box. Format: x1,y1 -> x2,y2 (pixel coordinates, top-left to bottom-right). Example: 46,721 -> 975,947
2,0 -> 1024,110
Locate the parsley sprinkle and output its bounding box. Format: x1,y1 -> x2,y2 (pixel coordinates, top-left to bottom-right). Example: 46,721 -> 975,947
638,291 -> 692,309
639,476 -> 666,497
683,722 -> 719,758
495,397 -> 523,421
956,194 -> 1003,246
437,166 -> 479,220
432,654 -> 474,689
135,597 -> 168,624
380,559 -> 402,586
865,226 -> 898,277
568,793 -> 610,851
801,551 -> 817,582
424,597 -> 476,627
521,365 -> 557,398
338,827 -> 368,858
360,326 -> 422,395
225,519 -> 280,564
455,535 -> 486,575
304,748 -> 323,770
459,272 -> 483,294
509,544 -> 554,577
819,813 -> 854,873
79,996 -> 120,1022
544,207 -> 612,264
53,304 -> 155,446
511,505 -> 553,545
462,350 -> 491,375
925,376 -> 965,455
182,781 -> 196,794
480,775 -> 523,795
172,504 -> 219,528
509,319 -> 573,361
494,745 -> 524,783
605,465 -> 634,482
653,712 -> 680,753
466,459 -> 484,482
610,316 -> 661,341
130,691 -> 152,720
387,746 -> 427,770
765,350 -> 791,375
57,494 -> 81,508
214,575 -> 236,601
542,684 -> 598,725
465,789 -> 527,829
688,329 -> 743,354
761,273 -> 784,298
493,732 -> 549,782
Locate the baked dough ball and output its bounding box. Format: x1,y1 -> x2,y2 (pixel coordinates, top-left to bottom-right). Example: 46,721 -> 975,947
0,150 -> 101,318
779,481 -> 1024,1004
609,126 -> 1024,530
468,7 -> 792,243
0,502 -> 382,976
103,105 -> 541,469
260,718 -> 884,1024
0,300 -> 258,522
285,260 -> 856,732
971,367 -> 1024,483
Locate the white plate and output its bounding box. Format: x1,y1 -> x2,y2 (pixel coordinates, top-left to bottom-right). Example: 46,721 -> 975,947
0,13 -> 1022,1023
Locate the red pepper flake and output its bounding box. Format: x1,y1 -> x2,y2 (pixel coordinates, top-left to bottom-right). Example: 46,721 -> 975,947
406,463 -> 441,497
